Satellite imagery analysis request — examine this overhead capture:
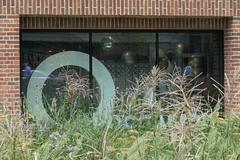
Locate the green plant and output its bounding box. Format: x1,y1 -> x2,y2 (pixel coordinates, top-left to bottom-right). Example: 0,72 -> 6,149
2,66 -> 240,160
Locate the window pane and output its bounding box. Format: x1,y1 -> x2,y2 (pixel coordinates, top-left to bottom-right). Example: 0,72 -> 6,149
21,32 -> 90,116
92,32 -> 156,91
158,32 -> 223,94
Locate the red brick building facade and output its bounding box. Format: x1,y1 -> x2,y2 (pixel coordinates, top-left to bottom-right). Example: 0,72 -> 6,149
0,0 -> 240,116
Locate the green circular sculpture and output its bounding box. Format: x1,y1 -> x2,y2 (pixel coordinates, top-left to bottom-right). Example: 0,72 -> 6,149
27,51 -> 115,124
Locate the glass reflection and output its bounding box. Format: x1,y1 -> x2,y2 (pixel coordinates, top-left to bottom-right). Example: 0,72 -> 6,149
158,32 -> 223,99
21,32 -> 90,117
93,33 -> 156,91
21,31 -> 223,116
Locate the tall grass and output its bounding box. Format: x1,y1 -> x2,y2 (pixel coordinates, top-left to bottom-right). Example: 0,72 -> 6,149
1,67 -> 240,160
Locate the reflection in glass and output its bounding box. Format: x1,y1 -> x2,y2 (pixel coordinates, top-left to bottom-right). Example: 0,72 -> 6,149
158,32 -> 223,99
21,31 -> 223,115
93,33 -> 156,91
21,32 -> 90,117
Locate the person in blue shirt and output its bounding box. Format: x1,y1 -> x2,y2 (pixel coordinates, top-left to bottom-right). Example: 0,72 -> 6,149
22,63 -> 33,77
183,65 -> 193,76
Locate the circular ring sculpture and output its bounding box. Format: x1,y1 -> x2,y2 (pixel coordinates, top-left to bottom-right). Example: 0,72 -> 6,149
27,51 -> 115,124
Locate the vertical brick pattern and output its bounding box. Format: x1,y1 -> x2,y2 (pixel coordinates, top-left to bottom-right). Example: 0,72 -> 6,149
224,17 -> 240,115
0,0 -> 240,17
20,16 -> 229,30
0,15 -> 20,116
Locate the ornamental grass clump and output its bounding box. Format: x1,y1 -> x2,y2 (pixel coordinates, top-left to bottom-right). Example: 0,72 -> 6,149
112,66 -> 212,131
1,66 -> 240,159
0,108 -> 34,160
44,67 -> 97,122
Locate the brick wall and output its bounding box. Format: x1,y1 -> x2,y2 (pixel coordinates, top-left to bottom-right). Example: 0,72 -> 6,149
20,16 -> 229,30
224,17 -> 240,115
0,15 -> 20,116
0,0 -> 240,16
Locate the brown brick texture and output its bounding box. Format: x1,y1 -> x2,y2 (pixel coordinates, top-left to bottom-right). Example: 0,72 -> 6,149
224,17 -> 240,115
0,15 -> 20,116
20,16 -> 229,30
0,0 -> 240,16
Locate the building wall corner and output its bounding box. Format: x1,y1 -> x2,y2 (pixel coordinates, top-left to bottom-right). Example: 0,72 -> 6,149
0,14 -> 21,118
224,16 -> 240,115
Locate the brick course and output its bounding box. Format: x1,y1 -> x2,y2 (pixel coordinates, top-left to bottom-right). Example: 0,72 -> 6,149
0,0 -> 240,116
224,17 -> 240,115
20,16 -> 229,30
0,15 -> 20,116
0,0 -> 240,17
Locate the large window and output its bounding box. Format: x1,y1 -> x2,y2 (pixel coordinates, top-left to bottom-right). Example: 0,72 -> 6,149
21,31 -> 223,113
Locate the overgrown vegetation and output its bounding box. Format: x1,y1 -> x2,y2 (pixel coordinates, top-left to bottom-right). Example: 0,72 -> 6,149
1,67 -> 240,160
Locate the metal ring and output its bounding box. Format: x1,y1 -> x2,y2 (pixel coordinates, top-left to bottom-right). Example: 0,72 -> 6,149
27,51 -> 115,124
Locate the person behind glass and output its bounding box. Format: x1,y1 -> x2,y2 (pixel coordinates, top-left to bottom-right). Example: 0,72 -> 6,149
22,63 -> 33,78
158,50 -> 179,124
158,50 -> 177,95
159,50 -> 175,73
21,63 -> 33,97
183,65 -> 193,80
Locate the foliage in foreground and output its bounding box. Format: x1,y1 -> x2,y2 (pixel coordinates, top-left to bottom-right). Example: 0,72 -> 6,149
0,67 -> 240,160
